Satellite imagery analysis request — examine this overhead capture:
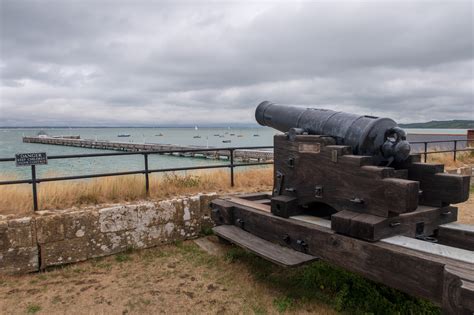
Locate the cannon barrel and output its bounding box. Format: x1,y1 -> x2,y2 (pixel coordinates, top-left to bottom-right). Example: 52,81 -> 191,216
255,101 -> 410,163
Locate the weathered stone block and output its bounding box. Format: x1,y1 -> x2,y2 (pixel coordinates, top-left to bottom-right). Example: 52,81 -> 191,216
137,201 -> 169,227
99,205 -> 139,232
0,246 -> 38,274
40,237 -> 89,267
0,221 -> 9,251
35,214 -> 65,244
7,217 -> 36,248
63,210 -> 99,239
89,231 -> 129,256
160,198 -> 185,224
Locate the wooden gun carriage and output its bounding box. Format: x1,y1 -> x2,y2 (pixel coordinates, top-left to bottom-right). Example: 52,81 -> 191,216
211,102 -> 473,314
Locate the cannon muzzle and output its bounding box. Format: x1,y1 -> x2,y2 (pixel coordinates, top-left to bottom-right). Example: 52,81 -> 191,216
255,101 -> 410,163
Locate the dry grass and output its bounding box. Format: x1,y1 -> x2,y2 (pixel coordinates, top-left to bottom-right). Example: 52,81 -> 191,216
1,151 -> 472,218
425,149 -> 474,169
0,168 -> 273,215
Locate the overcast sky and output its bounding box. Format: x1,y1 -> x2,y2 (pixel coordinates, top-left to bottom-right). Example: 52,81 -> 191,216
0,0 -> 473,126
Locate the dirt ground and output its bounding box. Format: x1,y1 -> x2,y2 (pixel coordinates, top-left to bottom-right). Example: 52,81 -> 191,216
0,238 -> 336,315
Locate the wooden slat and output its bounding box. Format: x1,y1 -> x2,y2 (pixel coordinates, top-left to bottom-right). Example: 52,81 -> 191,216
381,235 -> 474,264
236,192 -> 273,201
227,197 -> 271,212
290,215 -> 332,228
213,225 -> 318,267
438,223 -> 474,251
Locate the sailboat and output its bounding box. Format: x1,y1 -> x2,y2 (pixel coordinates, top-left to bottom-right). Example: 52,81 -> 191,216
193,125 -> 201,138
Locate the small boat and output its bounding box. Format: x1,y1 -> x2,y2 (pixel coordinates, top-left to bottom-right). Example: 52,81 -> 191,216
117,134 -> 131,137
253,134 -> 260,137
155,133 -> 164,136
237,134 -> 243,137
37,130 -> 49,138
213,134 -> 220,137
230,133 -> 235,136
222,140 -> 231,143
193,135 -> 201,139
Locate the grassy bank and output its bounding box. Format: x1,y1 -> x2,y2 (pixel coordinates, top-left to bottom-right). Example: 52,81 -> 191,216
0,168 -> 273,215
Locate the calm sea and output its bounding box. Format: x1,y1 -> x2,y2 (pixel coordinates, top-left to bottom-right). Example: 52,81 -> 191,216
0,127 -> 468,179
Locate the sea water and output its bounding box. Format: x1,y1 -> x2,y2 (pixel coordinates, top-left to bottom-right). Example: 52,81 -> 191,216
0,127 -> 468,179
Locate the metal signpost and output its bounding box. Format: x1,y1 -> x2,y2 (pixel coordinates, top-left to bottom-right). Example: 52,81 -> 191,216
15,153 -> 48,211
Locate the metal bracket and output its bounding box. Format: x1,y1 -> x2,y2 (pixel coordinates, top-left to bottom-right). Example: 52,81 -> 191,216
296,239 -> 308,253
286,157 -> 295,168
236,218 -> 245,229
275,171 -> 284,195
315,186 -> 323,198
331,150 -> 338,163
349,197 -> 364,204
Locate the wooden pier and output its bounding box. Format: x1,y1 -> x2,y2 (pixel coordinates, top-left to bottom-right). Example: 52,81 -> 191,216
22,136 -> 273,162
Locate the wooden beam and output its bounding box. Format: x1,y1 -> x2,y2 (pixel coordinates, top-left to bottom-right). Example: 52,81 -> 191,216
437,223 -> 474,251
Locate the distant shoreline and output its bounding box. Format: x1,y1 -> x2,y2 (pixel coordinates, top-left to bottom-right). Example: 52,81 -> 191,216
0,126 -> 263,129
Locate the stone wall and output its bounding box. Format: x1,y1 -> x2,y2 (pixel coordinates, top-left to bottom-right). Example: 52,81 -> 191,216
0,193 -> 217,274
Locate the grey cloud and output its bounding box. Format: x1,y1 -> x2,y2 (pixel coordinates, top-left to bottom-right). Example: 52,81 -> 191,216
0,0 -> 472,126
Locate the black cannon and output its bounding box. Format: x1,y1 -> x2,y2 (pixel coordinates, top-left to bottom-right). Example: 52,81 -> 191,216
209,102 -> 473,314
255,101 -> 410,164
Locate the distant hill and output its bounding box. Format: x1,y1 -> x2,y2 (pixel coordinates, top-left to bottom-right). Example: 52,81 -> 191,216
399,120 -> 474,129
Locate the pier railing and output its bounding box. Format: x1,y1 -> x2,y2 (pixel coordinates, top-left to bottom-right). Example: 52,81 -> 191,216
0,140 -> 472,211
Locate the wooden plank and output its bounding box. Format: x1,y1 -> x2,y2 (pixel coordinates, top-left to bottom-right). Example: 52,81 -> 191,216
438,223 -> 474,251
338,155 -> 374,167
380,235 -> 474,264
227,197 -> 271,213
290,215 -> 332,228
237,192 -> 273,201
407,163 -> 470,206
212,225 -> 318,267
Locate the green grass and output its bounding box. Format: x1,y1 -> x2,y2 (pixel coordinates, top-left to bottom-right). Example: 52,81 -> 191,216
115,247 -> 134,263
225,247 -> 440,315
273,296 -> 294,313
26,304 -> 41,314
